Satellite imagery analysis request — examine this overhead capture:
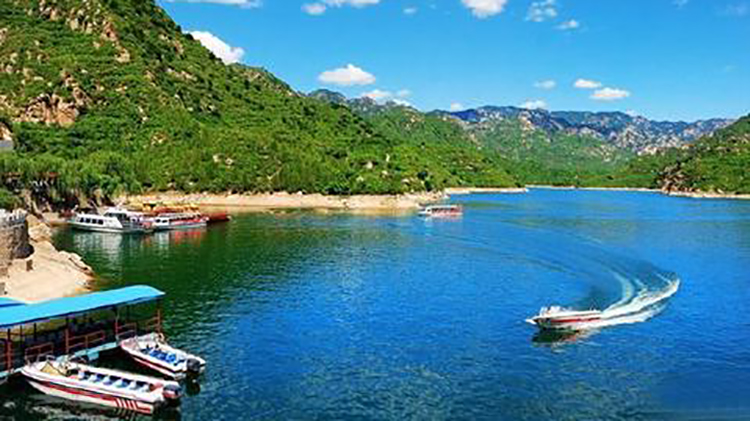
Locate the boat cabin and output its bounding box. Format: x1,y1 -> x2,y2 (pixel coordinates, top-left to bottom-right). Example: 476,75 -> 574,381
0,286 -> 165,381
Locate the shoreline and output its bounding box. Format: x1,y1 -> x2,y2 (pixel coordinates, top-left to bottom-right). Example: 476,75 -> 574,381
4,218 -> 93,303
527,185 -> 750,200
444,187 -> 528,195
121,191 -> 449,211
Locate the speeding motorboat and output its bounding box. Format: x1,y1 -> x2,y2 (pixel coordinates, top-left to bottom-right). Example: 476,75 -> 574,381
526,306 -> 603,330
21,358 -> 181,415
120,333 -> 206,380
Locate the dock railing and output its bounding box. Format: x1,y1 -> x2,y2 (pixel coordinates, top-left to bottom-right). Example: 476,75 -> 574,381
65,330 -> 107,355
24,342 -> 54,365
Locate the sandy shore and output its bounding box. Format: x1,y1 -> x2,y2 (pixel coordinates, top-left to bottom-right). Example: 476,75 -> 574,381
4,218 -> 92,303
526,185 -> 660,193
445,187 -> 528,195
663,190 -> 750,200
121,191 -> 448,211
527,185 -> 750,200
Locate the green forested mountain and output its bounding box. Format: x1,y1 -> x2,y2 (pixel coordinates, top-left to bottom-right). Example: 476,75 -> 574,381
656,115 -> 750,194
0,0 -> 518,207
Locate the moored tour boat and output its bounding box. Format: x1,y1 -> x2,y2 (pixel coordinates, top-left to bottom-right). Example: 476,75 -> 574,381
21,358 -> 182,415
120,333 -> 206,380
151,213 -> 208,231
69,208 -> 153,234
418,205 -> 463,218
526,306 -> 603,330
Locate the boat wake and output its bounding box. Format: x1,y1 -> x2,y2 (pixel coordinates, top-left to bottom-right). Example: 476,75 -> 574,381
529,270 -> 680,333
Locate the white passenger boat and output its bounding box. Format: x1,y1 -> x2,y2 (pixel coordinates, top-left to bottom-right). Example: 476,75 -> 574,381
120,333 -> 206,380
21,358 -> 181,415
69,208 -> 153,234
151,213 -> 208,231
526,306 -> 603,330
418,205 -> 463,218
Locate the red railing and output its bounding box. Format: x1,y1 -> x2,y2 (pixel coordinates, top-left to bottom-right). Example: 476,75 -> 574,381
115,321 -> 138,341
25,342 -> 54,364
141,314 -> 162,334
0,340 -> 10,372
65,330 -> 106,355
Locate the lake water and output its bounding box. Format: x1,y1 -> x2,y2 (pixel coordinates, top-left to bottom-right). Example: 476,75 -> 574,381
3,188 -> 750,420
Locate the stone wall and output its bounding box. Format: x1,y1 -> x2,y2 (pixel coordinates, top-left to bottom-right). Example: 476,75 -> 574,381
0,210 -> 31,275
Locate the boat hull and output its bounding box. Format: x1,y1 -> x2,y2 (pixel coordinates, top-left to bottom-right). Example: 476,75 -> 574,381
25,376 -> 156,415
69,223 -> 151,234
120,334 -> 206,380
153,221 -> 207,231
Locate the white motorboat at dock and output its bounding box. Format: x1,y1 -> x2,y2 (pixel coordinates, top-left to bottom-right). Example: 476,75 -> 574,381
21,358 -> 182,415
120,333 -> 206,380
151,213 -> 208,231
69,207 -> 153,234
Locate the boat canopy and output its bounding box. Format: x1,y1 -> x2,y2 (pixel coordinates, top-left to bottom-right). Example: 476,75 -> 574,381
0,297 -> 25,309
0,286 -> 165,329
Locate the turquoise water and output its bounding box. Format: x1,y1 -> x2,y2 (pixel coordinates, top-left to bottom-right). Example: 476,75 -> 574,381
4,188 -> 750,420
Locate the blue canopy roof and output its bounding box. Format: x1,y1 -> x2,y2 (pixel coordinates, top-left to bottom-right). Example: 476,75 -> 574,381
0,297 -> 25,309
0,286 -> 164,329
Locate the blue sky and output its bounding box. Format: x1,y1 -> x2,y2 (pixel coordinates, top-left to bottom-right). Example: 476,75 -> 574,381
158,0 -> 749,121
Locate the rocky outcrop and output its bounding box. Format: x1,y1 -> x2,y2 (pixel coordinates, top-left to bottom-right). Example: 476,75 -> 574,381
0,210 -> 32,273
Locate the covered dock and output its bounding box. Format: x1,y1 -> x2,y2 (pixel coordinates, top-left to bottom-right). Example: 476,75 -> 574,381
0,286 -> 165,381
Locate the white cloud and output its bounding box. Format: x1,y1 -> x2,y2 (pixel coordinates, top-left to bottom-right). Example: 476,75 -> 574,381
557,19 -> 580,30
319,64 -> 376,86
527,0 -> 557,22
391,99 -> 412,107
625,110 -> 640,117
520,99 -> 547,110
396,89 -> 412,98
362,89 -> 392,101
188,31 -> 245,64
404,7 -> 418,15
450,103 -> 464,111
305,0 -> 381,14
534,80 -> 556,90
302,3 -> 327,15
591,87 -> 631,101
166,0 -> 262,8
721,3 -> 749,17
673,0 -> 689,8
574,78 -> 602,89
461,0 -> 508,18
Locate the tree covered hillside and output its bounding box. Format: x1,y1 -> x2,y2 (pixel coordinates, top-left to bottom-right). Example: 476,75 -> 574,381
0,0 -> 518,207
658,115 -> 750,194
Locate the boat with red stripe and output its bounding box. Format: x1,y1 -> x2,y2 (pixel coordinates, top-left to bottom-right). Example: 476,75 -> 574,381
21,358 -> 182,415
526,306 -> 603,330
120,333 -> 206,380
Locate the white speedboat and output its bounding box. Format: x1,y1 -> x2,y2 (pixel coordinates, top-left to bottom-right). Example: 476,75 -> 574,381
418,205 -> 463,218
70,208 -> 153,234
120,333 -> 206,380
526,306 -> 603,330
151,213 -> 208,231
21,358 -> 181,415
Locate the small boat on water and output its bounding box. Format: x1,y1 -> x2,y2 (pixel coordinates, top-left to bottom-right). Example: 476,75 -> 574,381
70,208 -> 153,234
21,358 -> 182,415
151,213 -> 208,231
120,333 -> 206,380
526,306 -> 603,330
418,205 -> 463,218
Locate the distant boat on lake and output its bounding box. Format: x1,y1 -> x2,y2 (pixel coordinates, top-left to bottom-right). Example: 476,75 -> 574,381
418,205 -> 463,218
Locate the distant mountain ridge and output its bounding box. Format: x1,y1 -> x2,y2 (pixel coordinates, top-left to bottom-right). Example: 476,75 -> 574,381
309,90 -> 734,154
437,106 -> 734,154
